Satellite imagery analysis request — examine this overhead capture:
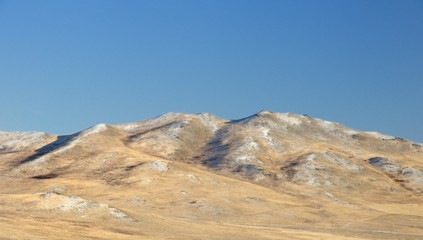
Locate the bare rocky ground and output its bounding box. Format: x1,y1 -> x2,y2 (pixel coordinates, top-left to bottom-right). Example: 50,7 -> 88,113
0,111 -> 422,239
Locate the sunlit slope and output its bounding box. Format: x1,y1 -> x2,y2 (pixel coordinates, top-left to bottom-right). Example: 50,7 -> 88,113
1,111 -> 422,239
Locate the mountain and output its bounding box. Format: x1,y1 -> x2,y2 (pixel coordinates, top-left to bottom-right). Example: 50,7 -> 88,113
1,111 -> 422,239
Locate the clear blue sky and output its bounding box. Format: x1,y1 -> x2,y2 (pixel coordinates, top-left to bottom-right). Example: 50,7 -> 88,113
0,0 -> 422,142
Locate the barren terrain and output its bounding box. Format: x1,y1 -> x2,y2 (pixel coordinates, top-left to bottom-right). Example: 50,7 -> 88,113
1,111 -> 422,239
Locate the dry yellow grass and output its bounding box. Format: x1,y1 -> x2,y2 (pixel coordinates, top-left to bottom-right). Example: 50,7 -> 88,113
1,111 -> 422,239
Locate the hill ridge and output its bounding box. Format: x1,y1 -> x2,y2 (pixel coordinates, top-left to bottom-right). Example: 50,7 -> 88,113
0,111 -> 422,239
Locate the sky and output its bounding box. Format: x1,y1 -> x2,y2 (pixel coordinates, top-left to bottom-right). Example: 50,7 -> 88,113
0,0 -> 422,142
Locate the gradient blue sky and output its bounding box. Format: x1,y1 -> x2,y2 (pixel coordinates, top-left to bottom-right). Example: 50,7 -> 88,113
0,0 -> 422,142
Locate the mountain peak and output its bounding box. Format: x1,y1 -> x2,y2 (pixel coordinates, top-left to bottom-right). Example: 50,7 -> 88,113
256,109 -> 274,116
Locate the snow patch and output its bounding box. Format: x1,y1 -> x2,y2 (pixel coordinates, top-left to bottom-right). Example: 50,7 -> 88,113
149,160 -> 168,173
0,131 -> 46,152
402,167 -> 423,179
316,119 -> 359,138
197,113 -> 219,132
257,110 -> 273,116
167,121 -> 188,138
306,153 -> 316,161
324,192 -> 349,204
258,126 -> 274,146
344,129 -> 359,135
276,113 -> 303,125
285,153 -> 325,186
317,120 -> 337,132
121,124 -> 138,131
177,173 -> 202,183
223,136 -> 263,164
80,124 -> 107,137
324,152 -> 363,171
118,112 -> 189,133
239,136 -> 259,151
234,154 -> 263,164
40,192 -> 135,222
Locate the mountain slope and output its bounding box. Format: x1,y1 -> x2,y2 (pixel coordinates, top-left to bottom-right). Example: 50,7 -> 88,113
0,111 -> 422,239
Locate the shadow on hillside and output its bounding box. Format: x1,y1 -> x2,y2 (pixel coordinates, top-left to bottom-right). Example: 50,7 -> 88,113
126,122 -> 176,141
201,126 -> 230,168
20,133 -> 79,164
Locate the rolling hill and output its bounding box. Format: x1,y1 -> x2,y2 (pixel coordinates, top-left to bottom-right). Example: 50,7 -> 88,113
1,110 -> 422,239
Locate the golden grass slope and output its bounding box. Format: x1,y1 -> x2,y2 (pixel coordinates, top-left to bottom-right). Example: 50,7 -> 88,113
0,111 -> 422,239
